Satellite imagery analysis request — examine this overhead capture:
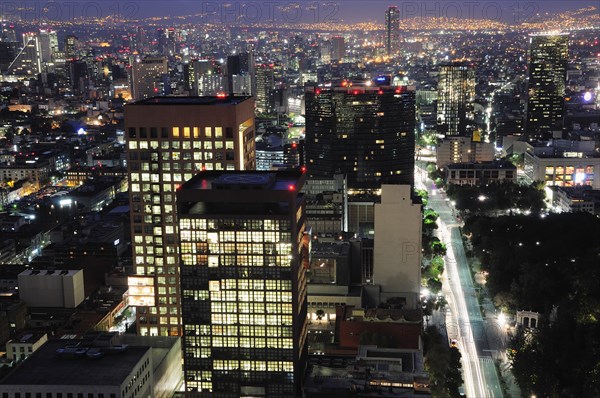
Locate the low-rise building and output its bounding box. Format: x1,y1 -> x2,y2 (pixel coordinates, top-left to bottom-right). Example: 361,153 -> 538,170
6,331 -> 48,361
546,185 -> 600,214
436,136 -> 495,169
524,150 -> 600,188
444,161 -> 516,186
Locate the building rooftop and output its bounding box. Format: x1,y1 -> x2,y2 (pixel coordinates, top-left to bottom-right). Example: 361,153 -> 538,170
446,160 -> 516,170
18,269 -> 81,278
0,339 -> 150,386
9,331 -> 47,344
130,95 -> 252,106
181,170 -> 305,192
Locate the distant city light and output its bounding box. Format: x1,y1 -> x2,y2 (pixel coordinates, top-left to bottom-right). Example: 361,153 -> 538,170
77,128 -> 86,135
583,91 -> 592,102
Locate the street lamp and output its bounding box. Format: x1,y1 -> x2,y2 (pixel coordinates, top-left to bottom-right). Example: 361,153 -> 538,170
478,195 -> 487,202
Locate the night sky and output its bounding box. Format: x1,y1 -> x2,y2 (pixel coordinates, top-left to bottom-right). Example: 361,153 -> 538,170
25,0 -> 598,23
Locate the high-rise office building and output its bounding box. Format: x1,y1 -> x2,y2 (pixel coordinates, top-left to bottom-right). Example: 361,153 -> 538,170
191,60 -> 227,96
304,84 -> 416,189
130,56 -> 168,101
385,6 -> 400,55
38,29 -> 58,63
157,27 -> 176,56
64,35 -> 78,58
331,36 -> 345,62
436,61 -> 476,136
6,33 -> 41,76
177,170 -> 309,397
125,96 -> 256,337
525,33 -> 569,141
256,64 -> 274,114
227,52 -> 255,96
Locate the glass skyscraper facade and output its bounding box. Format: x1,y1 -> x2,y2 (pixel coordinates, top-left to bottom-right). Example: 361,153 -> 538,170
177,170 -> 309,397
436,61 -> 476,137
304,84 -> 416,190
525,33 -> 569,142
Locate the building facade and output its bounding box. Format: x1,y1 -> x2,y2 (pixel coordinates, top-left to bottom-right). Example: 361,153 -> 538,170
126,96 -> 255,337
445,161 -> 517,186
525,34 -> 569,141
385,6 -> 400,55
177,170 -> 309,397
524,151 -> 600,189
130,57 -> 168,101
304,84 -> 416,190
374,185 -> 422,309
437,61 -> 476,136
436,136 -> 495,169
255,64 -> 274,114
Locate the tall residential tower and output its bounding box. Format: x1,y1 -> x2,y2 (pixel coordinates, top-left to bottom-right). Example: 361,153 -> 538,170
125,96 -> 255,337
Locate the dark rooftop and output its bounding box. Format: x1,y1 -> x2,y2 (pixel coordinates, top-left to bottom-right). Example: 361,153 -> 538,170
446,160 -> 516,170
0,339 -> 150,387
181,170 -> 305,192
130,95 -> 252,106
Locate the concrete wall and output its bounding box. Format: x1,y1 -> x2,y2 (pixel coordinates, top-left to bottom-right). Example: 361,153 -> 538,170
373,185 -> 422,309
18,270 -> 85,308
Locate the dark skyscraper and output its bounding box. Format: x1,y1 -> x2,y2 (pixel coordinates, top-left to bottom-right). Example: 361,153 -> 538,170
437,61 -> 476,136
331,36 -> 345,62
385,6 -> 400,55
177,170 -> 309,397
227,52 -> 255,95
304,84 -> 416,189
525,33 -> 569,142
256,63 -> 274,114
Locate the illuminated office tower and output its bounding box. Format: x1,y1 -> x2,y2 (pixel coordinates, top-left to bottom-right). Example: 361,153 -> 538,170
6,32 -> 41,76
192,60 -> 227,96
436,61 -> 476,136
125,96 -> 255,337
38,29 -> 58,63
255,64 -> 274,114
304,84 -> 416,189
385,6 -> 400,55
525,33 -> 569,141
177,170 -> 309,397
130,56 -> 168,101
64,35 -> 78,58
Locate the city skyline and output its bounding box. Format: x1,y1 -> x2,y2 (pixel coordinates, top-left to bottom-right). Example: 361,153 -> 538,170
0,0 -> 598,397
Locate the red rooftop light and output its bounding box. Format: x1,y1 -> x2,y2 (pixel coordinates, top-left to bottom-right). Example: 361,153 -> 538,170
216,92 -> 227,98
288,184 -> 296,191
315,89 -> 321,95
301,166 -> 307,173
291,142 -> 297,148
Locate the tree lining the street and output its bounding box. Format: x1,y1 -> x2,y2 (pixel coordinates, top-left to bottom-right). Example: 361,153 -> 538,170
464,212 -> 600,397
446,181 -> 545,215
423,325 -> 463,398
